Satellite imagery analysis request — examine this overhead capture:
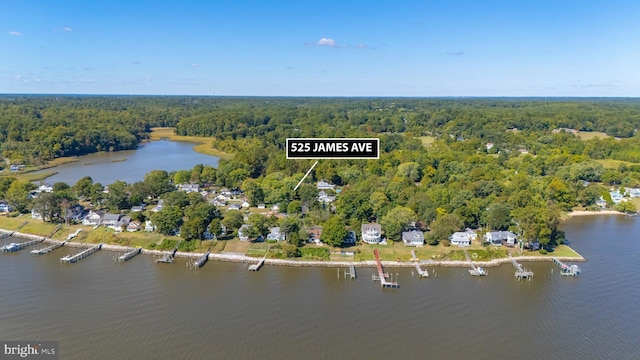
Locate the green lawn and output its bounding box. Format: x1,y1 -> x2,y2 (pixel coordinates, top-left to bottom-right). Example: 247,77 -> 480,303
417,136 -> 436,146
594,159 -> 639,169
577,131 -> 610,140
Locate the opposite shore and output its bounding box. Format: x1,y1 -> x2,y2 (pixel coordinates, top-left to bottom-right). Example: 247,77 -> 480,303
1,228 -> 586,269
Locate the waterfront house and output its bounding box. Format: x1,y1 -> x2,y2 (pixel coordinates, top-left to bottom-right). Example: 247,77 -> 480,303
627,188 -> 640,198
610,191 -> 623,204
465,228 -> 478,241
177,183 -> 200,193
127,221 -> 141,232
31,209 -> 43,220
449,232 -> 471,247
316,180 -> 336,190
151,199 -> 164,212
238,224 -> 251,241
101,213 -> 122,229
402,230 -> 425,247
144,220 -> 156,232
0,201 -> 12,213
343,230 -> 357,246
307,226 -> 323,244
361,223 -> 383,244
82,210 -> 104,226
596,197 -> 607,208
37,183 -> 54,193
485,231 -> 517,246
113,216 -> 131,232
267,227 -> 286,242
66,205 -> 86,222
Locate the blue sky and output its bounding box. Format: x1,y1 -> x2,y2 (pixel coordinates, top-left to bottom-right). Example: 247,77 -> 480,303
2,0 -> 639,96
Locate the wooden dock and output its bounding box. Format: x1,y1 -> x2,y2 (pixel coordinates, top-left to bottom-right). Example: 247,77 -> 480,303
1,238 -> 44,252
552,257 -> 581,276
510,252 -> 533,280
411,251 -> 429,277
188,248 -> 211,269
372,248 -> 399,288
464,249 -> 487,276
60,244 -> 102,263
155,241 -> 181,263
32,241 -> 66,255
249,246 -> 270,271
115,247 -> 142,263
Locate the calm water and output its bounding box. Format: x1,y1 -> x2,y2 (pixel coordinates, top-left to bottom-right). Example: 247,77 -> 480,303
32,139 -> 219,185
1,215 -> 639,360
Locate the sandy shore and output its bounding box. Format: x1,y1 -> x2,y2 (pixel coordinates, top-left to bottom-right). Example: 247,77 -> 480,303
566,210 -> 629,217
2,229 -> 586,269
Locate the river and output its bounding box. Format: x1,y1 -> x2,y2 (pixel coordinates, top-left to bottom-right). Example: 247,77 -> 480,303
31,139 -> 219,185
0,215 -> 638,360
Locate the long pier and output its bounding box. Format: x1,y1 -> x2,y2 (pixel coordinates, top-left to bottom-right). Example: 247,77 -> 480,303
249,246 -> 270,271
372,248 -> 399,288
60,244 -> 102,263
115,247 -> 142,262
411,250 -> 429,277
510,253 -> 534,280
188,248 -> 211,269
552,257 -> 581,276
32,241 -> 66,255
2,238 -> 44,252
464,250 -> 487,276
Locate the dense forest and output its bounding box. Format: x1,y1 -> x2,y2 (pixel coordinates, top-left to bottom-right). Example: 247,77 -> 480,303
2,95 -> 640,250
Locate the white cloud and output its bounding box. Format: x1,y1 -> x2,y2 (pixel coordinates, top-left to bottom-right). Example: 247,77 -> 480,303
317,38 -> 336,46
191,63 -> 202,68
9,31 -> 22,36
63,27 -> 73,32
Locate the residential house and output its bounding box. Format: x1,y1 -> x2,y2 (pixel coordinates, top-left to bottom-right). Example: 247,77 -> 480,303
144,220 -> 156,232
596,197 -> 607,208
177,183 -> 200,193
66,205 -> 86,222
10,164 -> 21,172
627,188 -> 640,198
37,184 -> 53,193
241,200 -> 250,208
361,223 -> 383,244
220,188 -> 232,199
271,204 -> 280,212
267,227 -> 286,242
257,204 -> 266,209
101,213 -> 122,229
402,230 -> 425,247
82,210 -> 104,226
485,142 -> 494,150
211,196 -> 226,207
343,230 -> 357,245
485,231 -> 517,246
316,180 -> 336,190
0,201 -> 12,213
228,203 -> 242,211
152,199 -> 164,212
449,232 -> 471,247
113,216 -> 131,232
610,191 -> 623,204
317,190 -> 336,203
307,226 -> 322,244
31,209 -> 43,220
130,205 -> 145,212
127,221 -> 142,232
238,224 -> 251,241
465,228 -> 478,241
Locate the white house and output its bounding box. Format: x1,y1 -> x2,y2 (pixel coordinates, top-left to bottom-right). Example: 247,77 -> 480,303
316,180 -> 336,190
318,190 -> 336,203
101,213 -> 122,229
361,223 -> 383,244
402,230 -> 424,247
144,220 -> 156,232
0,201 -> 12,213
450,232 -> 471,247
596,197 -> 607,208
37,184 -> 53,193
82,210 -> 104,226
610,191 -> 623,204
267,227 -> 286,242
485,231 -> 517,246
626,188 -> 640,198
177,183 -> 200,193
31,209 -> 43,220
130,205 -> 145,212
126,221 -> 141,232
152,199 -> 164,212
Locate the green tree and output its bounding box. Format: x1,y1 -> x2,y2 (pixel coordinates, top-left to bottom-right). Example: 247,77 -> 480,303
221,210 -> 244,234
181,216 -> 208,241
208,218 -> 223,238
105,180 -> 130,210
241,179 -> 265,206
380,206 -> 416,241
173,170 -> 191,185
247,213 -> 273,238
162,191 -> 190,208
32,192 -> 61,222
143,170 -> 174,198
73,176 -> 94,199
485,203 -> 511,231
6,180 -> 35,213
321,216 -> 348,247
427,213 -> 463,245
151,206 -> 184,235
280,216 -> 302,246
287,200 -> 302,215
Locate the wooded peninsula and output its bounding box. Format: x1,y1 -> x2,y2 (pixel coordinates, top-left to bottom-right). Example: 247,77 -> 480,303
2,95 -> 640,261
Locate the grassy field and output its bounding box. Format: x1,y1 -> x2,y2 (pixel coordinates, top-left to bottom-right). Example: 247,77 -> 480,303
594,159 -> 639,169
149,127 -> 234,160
576,131 -> 610,140
417,135 -> 436,146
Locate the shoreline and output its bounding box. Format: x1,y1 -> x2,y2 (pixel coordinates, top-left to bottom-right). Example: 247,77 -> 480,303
565,210 -> 629,217
1,229 -> 586,269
